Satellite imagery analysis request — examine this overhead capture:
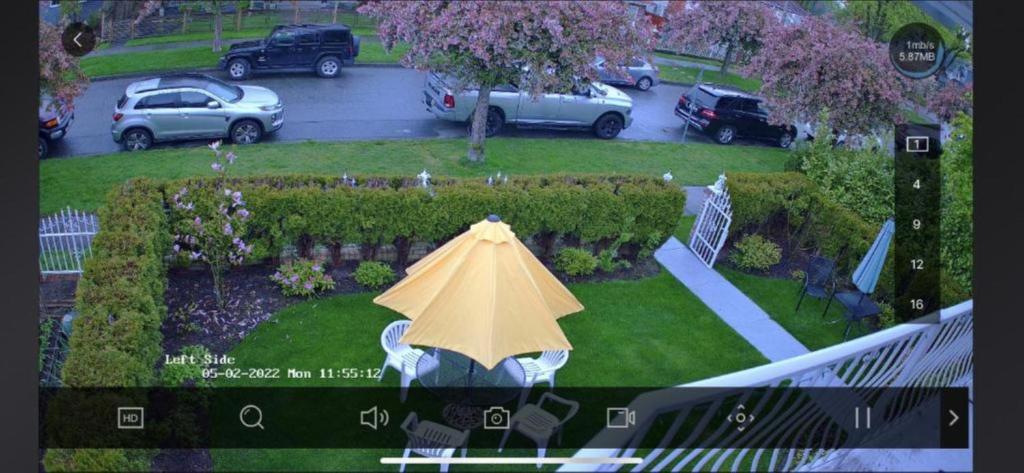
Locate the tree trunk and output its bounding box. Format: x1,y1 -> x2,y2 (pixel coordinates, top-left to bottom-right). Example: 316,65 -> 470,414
213,9 -> 223,53
182,10 -> 189,34
236,6 -> 243,31
332,1 -> 339,24
293,3 -> 300,24
393,236 -> 411,269
720,42 -> 735,76
329,242 -> 343,268
467,84 -> 492,163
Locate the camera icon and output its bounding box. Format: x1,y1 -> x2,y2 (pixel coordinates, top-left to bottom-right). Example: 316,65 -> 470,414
482,406 -> 511,430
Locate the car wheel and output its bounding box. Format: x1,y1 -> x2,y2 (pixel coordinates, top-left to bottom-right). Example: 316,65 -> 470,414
230,119 -> 263,145
122,128 -> 152,151
38,137 -> 49,159
316,57 -> 341,78
593,113 -> 624,139
228,58 -> 251,80
778,132 -> 794,148
636,76 -> 653,91
714,125 -> 736,144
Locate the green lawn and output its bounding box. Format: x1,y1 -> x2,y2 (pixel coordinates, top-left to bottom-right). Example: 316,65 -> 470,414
81,47 -> 222,78
123,27 -> 377,47
675,215 -> 696,243
357,41 -> 409,64
211,271 -> 768,470
654,51 -> 724,68
718,267 -> 850,350
124,28 -> 271,47
659,64 -> 762,93
40,138 -> 791,213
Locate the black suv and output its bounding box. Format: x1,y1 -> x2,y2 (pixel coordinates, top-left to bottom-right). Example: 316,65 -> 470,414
675,85 -> 796,147
219,24 -> 360,80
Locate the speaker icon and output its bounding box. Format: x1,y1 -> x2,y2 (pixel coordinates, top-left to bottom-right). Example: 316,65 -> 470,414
360,405 -> 390,431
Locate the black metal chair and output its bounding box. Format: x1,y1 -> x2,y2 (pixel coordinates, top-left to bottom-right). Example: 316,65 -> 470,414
795,256 -> 836,316
829,290 -> 882,341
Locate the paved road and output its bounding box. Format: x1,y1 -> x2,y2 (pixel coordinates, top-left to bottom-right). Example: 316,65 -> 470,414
48,66 -> 757,159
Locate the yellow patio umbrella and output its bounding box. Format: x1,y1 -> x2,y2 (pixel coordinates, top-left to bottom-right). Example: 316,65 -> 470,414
373,215 -> 584,369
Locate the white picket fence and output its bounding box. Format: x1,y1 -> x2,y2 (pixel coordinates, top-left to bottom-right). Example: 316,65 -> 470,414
561,300 -> 974,472
39,208 -> 99,276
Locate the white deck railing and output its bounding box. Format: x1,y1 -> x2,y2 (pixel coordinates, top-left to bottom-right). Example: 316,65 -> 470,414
560,300 -> 973,472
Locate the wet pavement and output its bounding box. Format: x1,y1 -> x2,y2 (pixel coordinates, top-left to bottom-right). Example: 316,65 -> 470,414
47,66 -> 780,159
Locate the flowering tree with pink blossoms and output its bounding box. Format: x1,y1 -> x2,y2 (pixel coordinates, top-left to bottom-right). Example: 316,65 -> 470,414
170,141 -> 253,307
359,1 -> 655,162
662,0 -> 778,75
927,80 -> 973,122
745,16 -> 907,134
39,18 -> 87,108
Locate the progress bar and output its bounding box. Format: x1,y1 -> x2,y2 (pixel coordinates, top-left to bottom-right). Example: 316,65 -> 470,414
380,457 -> 643,465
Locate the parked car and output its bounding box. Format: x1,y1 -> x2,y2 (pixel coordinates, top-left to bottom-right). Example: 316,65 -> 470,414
39,97 -> 74,158
219,24 -> 360,80
423,73 -> 633,139
111,73 -> 284,151
594,56 -> 659,91
675,84 -> 796,147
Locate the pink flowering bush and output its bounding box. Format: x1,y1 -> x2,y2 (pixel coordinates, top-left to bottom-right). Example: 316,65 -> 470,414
39,17 -> 87,108
170,141 -> 252,306
745,16 -> 907,134
270,259 -> 335,298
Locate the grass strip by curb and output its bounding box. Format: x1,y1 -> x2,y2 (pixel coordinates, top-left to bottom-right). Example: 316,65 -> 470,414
41,138 -> 791,214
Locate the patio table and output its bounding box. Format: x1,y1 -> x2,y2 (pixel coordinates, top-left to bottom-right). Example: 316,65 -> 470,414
416,348 -> 526,429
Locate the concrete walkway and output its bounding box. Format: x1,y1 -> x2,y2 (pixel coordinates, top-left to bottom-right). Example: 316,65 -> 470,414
655,236 -> 810,362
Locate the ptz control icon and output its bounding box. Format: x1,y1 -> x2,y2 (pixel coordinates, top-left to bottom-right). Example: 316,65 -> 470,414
727,404 -> 755,432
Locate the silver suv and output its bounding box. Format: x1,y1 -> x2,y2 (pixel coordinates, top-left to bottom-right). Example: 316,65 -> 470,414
424,72 -> 633,139
111,74 -> 284,151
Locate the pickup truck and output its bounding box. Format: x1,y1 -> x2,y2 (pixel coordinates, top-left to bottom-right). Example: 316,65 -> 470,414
423,72 -> 633,139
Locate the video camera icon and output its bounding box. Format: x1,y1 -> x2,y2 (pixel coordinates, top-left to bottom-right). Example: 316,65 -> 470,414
360,405 -> 390,431
607,407 -> 636,429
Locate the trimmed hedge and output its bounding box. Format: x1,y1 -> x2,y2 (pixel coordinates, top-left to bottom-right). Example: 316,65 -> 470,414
62,179 -> 170,387
47,179 -> 170,470
162,174 -> 686,264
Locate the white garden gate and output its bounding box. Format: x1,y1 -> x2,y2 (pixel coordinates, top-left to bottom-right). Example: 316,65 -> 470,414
688,174 -> 732,268
39,207 -> 99,276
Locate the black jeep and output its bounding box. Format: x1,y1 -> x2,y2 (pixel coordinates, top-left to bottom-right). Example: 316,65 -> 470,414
218,24 -> 360,80
675,84 -> 797,148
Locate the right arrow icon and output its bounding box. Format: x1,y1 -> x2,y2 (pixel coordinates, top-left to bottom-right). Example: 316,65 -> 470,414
948,409 -> 959,427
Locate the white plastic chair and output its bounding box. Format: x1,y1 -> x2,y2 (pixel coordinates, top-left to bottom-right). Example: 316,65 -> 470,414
398,412 -> 470,473
497,393 -> 580,468
517,350 -> 569,389
379,320 -> 425,402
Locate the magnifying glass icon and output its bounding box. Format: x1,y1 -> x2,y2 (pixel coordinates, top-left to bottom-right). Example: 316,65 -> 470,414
239,404 -> 264,430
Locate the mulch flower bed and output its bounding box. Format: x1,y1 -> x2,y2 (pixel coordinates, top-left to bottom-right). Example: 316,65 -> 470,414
162,262 -> 367,357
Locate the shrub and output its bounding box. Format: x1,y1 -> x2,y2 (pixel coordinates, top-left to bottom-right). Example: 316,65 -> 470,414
160,174 -> 685,264
555,248 -> 598,277
160,345 -> 212,387
271,259 -> 336,297
62,179 -> 168,387
798,117 -> 894,224
48,180 -> 167,469
729,234 -> 782,272
354,261 -> 396,289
